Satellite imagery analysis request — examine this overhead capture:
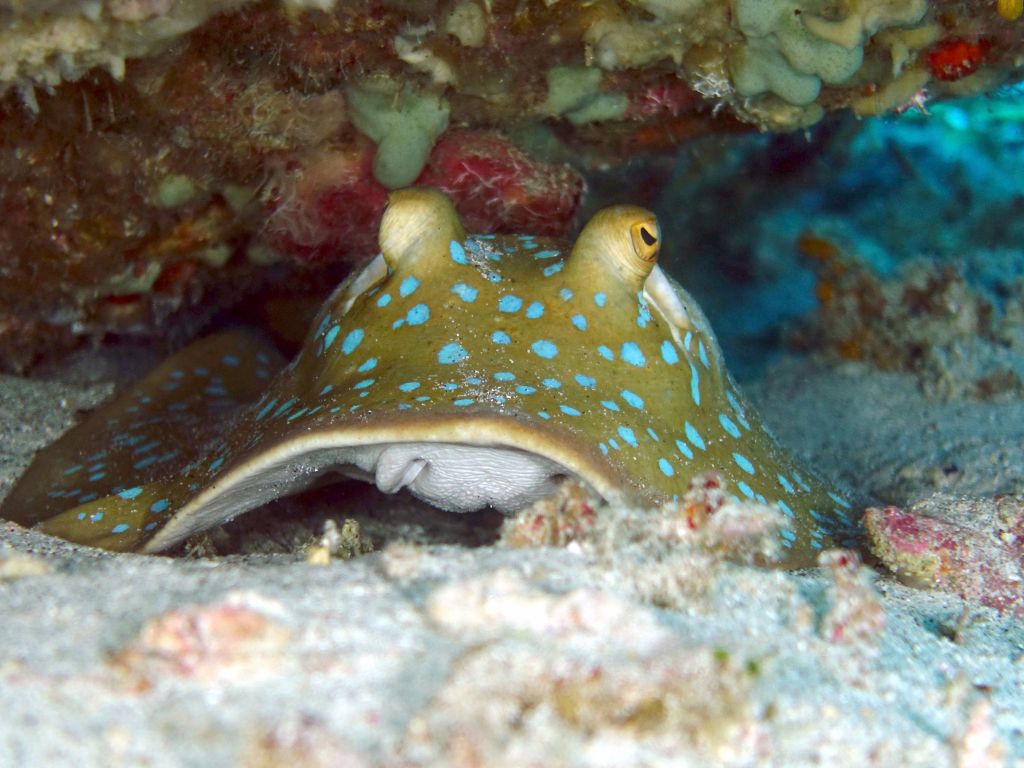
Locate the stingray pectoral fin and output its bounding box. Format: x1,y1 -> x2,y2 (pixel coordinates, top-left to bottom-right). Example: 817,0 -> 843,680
0,330 -> 284,530
36,480 -> 184,552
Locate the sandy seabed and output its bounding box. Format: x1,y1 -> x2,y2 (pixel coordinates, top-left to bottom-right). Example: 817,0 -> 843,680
1,348 -> 1022,767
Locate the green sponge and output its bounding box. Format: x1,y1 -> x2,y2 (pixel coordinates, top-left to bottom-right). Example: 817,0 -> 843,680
346,79 -> 450,189
542,66 -> 629,125
731,38 -> 822,105
730,0 -> 865,106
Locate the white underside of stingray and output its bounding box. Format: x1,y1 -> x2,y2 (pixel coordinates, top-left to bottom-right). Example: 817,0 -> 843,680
144,438 -> 574,552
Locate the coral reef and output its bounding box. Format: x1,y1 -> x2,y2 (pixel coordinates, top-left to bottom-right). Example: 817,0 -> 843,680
864,495 -> 1024,618
1,0 -> 1022,367
793,233 -> 1024,400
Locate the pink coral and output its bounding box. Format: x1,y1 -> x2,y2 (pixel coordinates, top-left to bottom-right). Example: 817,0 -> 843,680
418,130 -> 583,238
261,130 -> 583,265
864,497 -> 1024,616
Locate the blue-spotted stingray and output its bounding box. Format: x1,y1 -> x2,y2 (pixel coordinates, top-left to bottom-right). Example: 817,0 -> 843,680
1,188 -> 859,565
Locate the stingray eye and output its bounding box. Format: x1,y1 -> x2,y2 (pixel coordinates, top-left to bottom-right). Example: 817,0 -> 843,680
630,219 -> 660,263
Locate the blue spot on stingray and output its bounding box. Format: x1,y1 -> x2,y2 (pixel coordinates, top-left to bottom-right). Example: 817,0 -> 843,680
658,458 -> 674,477
170,369 -> 184,379
617,426 -> 638,448
341,329 -> 364,355
560,405 -> 581,416
315,315 -> 332,339
719,413 -> 741,438
88,471 -> 105,482
499,295 -> 523,313
608,438 -> 620,450
376,293 -> 392,308
597,345 -> 614,361
415,395 -> 431,402
543,262 -> 564,277
392,318 -> 405,330
532,340 -> 558,359
209,456 -> 226,472
255,398 -> 278,421
406,304 -> 430,326
399,275 -> 420,297
451,283 -> 478,302
777,500 -> 795,518
453,398 -> 475,407
358,358 -> 378,373
575,374 -> 596,389
660,340 -> 679,365
537,411 -> 551,420
150,499 -> 169,514
450,241 -> 468,264
485,273 -> 502,284
440,383 -> 458,391
118,486 -> 143,500
194,367 -> 209,376
571,314 -> 588,331
684,422 -> 705,450
223,354 -> 241,367
542,378 -> 561,389
534,249 -> 559,260
516,385 -> 537,395
111,524 -> 130,534
466,377 -> 482,385
621,389 -> 644,409
494,372 -> 516,382
438,342 -> 469,364
778,474 -> 795,494
599,443 -> 609,455
733,452 -> 756,475
636,296 -> 652,328
526,301 -> 545,319
273,398 -> 297,418
621,342 -> 645,367
593,292 -> 607,308
79,493 -> 97,503
90,512 -> 103,522
737,481 -> 755,499
601,400 -> 620,412
699,340 -> 710,368
353,379 -> 375,390
133,456 -> 157,470
144,522 -> 158,531
559,288 -> 574,301
323,325 -> 340,352
675,439 -> 694,459
646,427 -> 659,442
726,391 -> 750,427
689,362 -> 701,405
829,492 -> 852,509
61,464 -> 78,475
320,385 -> 333,396
285,406 -> 308,422
491,331 -> 511,345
